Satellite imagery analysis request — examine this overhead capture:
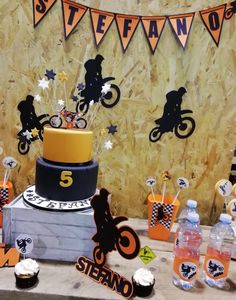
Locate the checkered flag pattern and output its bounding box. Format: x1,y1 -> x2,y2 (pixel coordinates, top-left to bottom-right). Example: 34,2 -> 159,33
0,187 -> 9,212
150,202 -> 174,229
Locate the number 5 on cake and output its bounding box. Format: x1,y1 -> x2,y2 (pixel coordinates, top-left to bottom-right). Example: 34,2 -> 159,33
59,171 -> 73,187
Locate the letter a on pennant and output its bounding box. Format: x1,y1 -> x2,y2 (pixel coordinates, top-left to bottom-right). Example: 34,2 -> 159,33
141,16 -> 166,54
33,0 -> 57,28
168,13 -> 195,49
199,4 -> 226,47
90,9 -> 115,48
115,15 -> 140,53
62,0 -> 88,39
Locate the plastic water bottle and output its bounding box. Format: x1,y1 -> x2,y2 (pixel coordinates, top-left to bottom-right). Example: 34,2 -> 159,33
174,200 -> 198,249
178,199 -> 198,224
172,213 -> 202,290
203,213 -> 235,289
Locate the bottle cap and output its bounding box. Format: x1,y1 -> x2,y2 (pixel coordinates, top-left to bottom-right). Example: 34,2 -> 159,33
186,199 -> 197,209
219,213 -> 232,224
186,212 -> 199,223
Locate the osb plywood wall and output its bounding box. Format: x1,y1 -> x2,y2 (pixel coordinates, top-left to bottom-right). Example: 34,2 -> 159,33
0,0 -> 235,224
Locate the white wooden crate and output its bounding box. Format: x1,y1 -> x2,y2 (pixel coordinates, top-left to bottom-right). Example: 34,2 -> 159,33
2,194 -> 96,262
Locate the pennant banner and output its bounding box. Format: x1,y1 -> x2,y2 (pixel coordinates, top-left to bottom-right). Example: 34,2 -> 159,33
199,4 -> 226,47
90,9 -> 115,48
168,13 -> 195,49
115,14 -> 140,53
62,0 -> 88,40
33,0 -> 57,28
141,16 -> 167,54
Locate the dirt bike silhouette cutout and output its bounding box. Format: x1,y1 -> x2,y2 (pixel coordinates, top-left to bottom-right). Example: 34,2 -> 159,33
17,95 -> 50,155
225,1 -> 236,19
91,189 -> 140,267
149,87 -> 196,142
16,238 -> 32,254
76,55 -> 120,115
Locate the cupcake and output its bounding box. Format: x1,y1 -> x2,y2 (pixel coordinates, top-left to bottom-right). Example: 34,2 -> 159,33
132,268 -> 155,297
15,258 -> 39,288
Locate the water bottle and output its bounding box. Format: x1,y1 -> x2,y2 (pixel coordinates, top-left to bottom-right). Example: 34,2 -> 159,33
174,200 -> 198,249
172,212 -> 202,290
178,199 -> 198,224
203,213 -> 235,289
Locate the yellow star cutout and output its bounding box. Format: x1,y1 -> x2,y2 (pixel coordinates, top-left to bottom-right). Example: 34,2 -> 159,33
58,71 -> 68,81
100,128 -> 107,136
31,127 -> 39,137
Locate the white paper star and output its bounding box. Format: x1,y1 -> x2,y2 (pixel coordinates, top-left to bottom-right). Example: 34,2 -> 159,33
38,78 -> 49,90
89,100 -> 94,106
57,99 -> 65,106
34,94 -> 41,102
104,140 -> 113,150
101,83 -> 111,94
22,130 -> 32,140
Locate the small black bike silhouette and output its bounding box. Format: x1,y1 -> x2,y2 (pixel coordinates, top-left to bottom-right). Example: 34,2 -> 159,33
92,215 -> 140,267
149,109 -> 196,142
76,77 -> 121,115
49,107 -> 87,129
16,238 -> 32,253
181,263 -> 196,279
17,114 -> 50,155
225,1 -> 236,19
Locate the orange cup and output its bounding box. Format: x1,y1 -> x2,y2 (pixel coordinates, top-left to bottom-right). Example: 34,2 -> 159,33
0,181 -> 13,228
148,194 -> 180,241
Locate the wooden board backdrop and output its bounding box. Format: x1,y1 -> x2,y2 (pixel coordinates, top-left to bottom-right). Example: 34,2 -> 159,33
0,0 -> 235,225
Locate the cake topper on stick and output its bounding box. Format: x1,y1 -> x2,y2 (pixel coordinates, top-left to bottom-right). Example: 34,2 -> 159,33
161,171 -> 171,204
172,177 -> 189,205
215,179 -> 233,211
2,157 -> 17,189
15,234 -> 34,260
145,177 -> 157,201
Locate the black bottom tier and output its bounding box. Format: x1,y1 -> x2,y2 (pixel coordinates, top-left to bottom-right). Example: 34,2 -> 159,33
35,157 -> 98,201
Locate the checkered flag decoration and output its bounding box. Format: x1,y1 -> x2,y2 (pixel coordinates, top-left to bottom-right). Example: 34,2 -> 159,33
150,202 -> 174,229
0,187 -> 9,212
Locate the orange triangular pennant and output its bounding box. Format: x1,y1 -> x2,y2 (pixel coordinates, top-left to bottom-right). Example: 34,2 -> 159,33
141,16 -> 166,54
199,4 -> 226,47
168,13 -> 195,49
61,0 -> 88,39
90,9 -> 115,48
33,0 -> 57,27
115,14 -> 140,53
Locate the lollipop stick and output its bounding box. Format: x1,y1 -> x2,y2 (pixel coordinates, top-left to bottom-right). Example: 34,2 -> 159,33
161,182 -> 166,204
3,169 -> 10,189
151,186 -> 156,202
172,189 -> 181,205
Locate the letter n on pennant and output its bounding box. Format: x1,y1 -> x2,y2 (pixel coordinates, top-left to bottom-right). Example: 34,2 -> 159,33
168,13 -> 195,49
90,9 -> 115,48
199,4 -> 226,47
61,0 -> 88,40
141,16 -> 166,54
33,0 -> 58,28
115,14 -> 140,53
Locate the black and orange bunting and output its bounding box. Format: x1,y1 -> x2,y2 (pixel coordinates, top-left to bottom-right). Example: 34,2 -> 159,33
32,0 -> 235,53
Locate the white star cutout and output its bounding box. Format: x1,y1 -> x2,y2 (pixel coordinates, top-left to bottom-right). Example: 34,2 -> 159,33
89,100 -> 94,106
101,83 -> 111,94
22,130 -> 32,140
34,94 -> 41,102
38,78 -> 49,90
57,99 -> 65,106
104,140 -> 113,150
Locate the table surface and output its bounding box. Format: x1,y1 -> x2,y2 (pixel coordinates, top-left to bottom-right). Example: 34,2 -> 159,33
0,218 -> 236,300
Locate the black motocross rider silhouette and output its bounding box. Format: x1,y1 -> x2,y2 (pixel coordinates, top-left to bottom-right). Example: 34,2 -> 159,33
149,87 -> 196,142
76,55 -> 121,114
91,188 -> 140,267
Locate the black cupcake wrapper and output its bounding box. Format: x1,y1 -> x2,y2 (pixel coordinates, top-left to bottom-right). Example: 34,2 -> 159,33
15,271 -> 39,289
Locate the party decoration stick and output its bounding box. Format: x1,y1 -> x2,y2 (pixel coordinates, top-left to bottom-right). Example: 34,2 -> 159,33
145,177 -> 157,201
215,179 -> 233,211
15,234 -> 34,260
161,171 -> 171,204
172,177 -> 189,205
2,157 -> 17,188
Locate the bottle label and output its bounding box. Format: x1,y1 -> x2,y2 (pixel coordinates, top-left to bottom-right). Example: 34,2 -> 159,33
203,256 -> 230,280
173,256 -> 199,282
